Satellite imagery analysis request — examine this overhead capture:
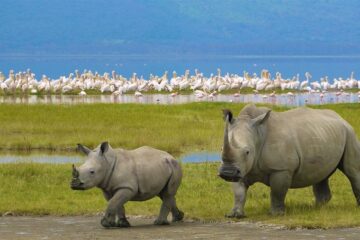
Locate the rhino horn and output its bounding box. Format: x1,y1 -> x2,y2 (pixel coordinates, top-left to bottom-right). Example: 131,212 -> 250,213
222,109 -> 233,123
72,164 -> 79,178
222,113 -> 235,162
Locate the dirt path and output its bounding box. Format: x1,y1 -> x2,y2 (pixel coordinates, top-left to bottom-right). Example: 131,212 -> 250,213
1,216 -> 360,240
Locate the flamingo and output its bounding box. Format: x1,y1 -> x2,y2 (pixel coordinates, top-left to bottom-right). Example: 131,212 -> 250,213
134,91 -> 143,97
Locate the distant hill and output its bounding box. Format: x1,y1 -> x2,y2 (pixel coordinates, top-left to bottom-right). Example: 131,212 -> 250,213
1,0 -> 360,55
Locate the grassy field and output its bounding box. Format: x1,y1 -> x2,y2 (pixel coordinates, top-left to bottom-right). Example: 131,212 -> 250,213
0,103 -> 359,153
1,103 -> 360,228
1,162 -> 360,229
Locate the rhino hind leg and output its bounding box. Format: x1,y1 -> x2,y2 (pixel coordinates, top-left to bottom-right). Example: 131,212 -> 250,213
171,200 -> 184,222
340,168 -> 360,205
154,194 -> 172,225
313,178 -> 332,205
338,131 -> 360,205
155,169 -> 183,224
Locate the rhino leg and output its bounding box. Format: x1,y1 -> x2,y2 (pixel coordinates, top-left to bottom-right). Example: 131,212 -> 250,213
154,194 -> 172,225
226,181 -> 247,218
338,132 -> 360,205
156,159 -> 183,224
171,198 -> 184,222
116,206 -> 130,228
340,167 -> 360,205
313,178 -> 332,205
155,182 -> 183,224
101,189 -> 134,228
347,175 -> 360,205
269,171 -> 291,215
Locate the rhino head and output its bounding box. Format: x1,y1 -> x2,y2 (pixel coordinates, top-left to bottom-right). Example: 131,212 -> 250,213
71,142 -> 113,190
218,107 -> 271,182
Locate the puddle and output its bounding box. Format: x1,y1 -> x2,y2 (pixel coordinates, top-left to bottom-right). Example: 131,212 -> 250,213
0,152 -> 221,164
180,152 -> 221,163
0,92 -> 359,106
0,155 -> 82,164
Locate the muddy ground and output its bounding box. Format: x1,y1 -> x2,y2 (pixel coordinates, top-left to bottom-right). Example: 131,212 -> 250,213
1,216 -> 360,240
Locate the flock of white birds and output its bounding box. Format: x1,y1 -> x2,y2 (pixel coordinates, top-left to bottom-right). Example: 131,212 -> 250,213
1,69 -> 360,98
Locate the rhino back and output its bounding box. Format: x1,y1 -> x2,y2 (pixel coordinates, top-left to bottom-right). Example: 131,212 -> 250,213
260,107 -> 347,188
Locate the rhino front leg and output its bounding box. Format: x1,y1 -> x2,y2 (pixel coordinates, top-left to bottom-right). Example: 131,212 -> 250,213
226,181 -> 247,218
116,206 -> 131,228
269,171 -> 291,215
313,178 -> 332,205
101,188 -> 134,228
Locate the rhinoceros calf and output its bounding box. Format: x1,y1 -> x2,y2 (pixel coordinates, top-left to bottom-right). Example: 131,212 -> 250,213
71,142 -> 183,228
218,104 -> 360,217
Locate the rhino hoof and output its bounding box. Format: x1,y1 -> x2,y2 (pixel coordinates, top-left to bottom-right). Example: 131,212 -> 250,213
172,210 -> 184,222
154,219 -> 170,225
101,217 -> 116,228
225,211 -> 246,219
116,218 -> 131,228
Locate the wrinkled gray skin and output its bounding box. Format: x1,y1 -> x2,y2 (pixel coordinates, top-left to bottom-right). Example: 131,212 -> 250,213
71,142 -> 183,228
218,104 -> 360,217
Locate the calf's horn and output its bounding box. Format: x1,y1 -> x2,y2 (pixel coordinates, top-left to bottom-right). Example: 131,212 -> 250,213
72,164 -> 79,178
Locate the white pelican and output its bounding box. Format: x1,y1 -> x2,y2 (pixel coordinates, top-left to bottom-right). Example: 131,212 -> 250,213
134,91 -> 143,97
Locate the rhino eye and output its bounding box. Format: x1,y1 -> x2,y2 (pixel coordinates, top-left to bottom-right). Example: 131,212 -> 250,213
90,170 -> 95,174
246,150 -> 250,155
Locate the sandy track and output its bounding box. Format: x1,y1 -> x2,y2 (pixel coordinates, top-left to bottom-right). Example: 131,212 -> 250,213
1,216 -> 360,240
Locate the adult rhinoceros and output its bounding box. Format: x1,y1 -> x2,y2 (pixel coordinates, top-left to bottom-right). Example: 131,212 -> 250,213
71,142 -> 183,227
218,104 -> 360,217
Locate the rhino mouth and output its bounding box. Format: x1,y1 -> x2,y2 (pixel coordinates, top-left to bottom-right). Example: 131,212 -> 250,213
219,174 -> 242,182
70,179 -> 85,190
218,165 -> 242,182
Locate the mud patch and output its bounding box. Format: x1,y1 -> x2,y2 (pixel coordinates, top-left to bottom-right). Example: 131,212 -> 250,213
1,216 -> 360,240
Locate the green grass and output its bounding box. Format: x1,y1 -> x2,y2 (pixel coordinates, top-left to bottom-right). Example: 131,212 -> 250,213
0,103 -> 285,153
0,103 -> 359,154
1,162 -> 360,229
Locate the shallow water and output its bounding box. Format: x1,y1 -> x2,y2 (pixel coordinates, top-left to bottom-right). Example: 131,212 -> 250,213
0,154 -> 82,164
181,152 -> 220,163
0,152 -> 221,164
0,92 -> 359,106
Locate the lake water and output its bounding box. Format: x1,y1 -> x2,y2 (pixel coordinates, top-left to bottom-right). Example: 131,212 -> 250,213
1,55 -> 360,81
0,152 -> 221,164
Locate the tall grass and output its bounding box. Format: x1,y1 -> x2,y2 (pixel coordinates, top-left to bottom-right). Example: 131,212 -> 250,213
1,162 -> 360,228
0,103 -> 359,154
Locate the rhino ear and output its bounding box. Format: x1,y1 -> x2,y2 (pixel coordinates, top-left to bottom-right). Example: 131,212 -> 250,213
100,142 -> 109,155
77,144 -> 91,155
252,110 -> 271,126
222,109 -> 234,124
